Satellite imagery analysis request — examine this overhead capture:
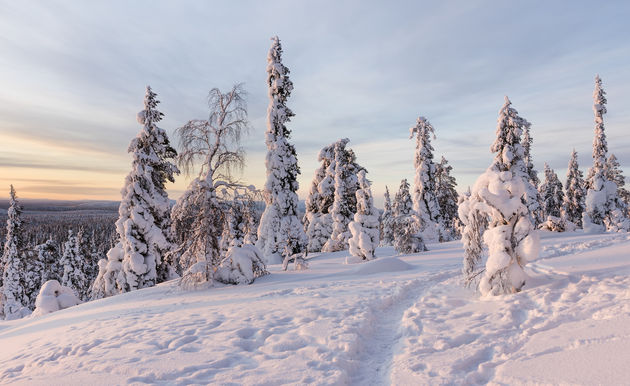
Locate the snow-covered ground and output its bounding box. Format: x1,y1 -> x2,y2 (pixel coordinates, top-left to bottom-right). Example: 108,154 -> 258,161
1,231 -> 629,385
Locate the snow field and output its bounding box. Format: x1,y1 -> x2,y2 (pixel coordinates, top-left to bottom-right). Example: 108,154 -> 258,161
1,232 -> 630,385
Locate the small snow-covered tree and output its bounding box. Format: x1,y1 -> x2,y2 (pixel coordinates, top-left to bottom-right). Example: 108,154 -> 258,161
584,75 -> 625,232
393,179 -> 426,254
96,86 -> 179,297
409,117 -> 441,242
434,156 -> 459,240
539,163 -> 565,219
348,170 -> 380,262
605,154 -> 630,217
322,139 -> 364,252
35,239 -> 60,284
1,185 -> 29,320
458,188 -> 488,287
564,149 -> 586,226
380,186 -> 394,246
257,36 -> 307,261
304,143 -> 335,252
60,229 -> 89,301
521,123 -> 544,225
171,84 -> 252,287
465,97 -> 539,296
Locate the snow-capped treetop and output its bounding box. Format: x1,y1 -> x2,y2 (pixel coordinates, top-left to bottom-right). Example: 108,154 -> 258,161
3,185 -> 23,262
588,75 -> 608,188
266,35 -> 294,138
393,179 -> 413,218
521,122 -> 539,187
491,96 -> 529,172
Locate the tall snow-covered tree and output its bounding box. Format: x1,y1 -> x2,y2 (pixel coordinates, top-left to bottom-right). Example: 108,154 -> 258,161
380,186 -> 394,246
304,143 -> 335,252
348,170 -> 380,262
322,139 -> 364,252
170,84 -> 252,286
60,229 -> 89,301
464,97 -> 539,295
409,116 -> 441,242
393,179 -> 426,254
96,86 -> 179,297
584,75 -> 625,231
521,122 -> 544,225
539,163 -> 565,219
1,185 -> 29,320
434,156 -> 459,240
564,149 -> 586,226
257,36 -> 307,261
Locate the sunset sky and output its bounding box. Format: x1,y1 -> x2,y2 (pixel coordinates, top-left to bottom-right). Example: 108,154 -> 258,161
1,0 -> 629,205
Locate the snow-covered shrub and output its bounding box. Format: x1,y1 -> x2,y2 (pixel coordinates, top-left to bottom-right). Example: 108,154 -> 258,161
32,280 -> 81,317
538,216 -> 577,232
257,36 -> 307,260
215,244 -> 269,285
348,170 -> 380,261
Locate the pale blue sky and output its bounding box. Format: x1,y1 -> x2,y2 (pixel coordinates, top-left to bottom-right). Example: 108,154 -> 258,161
1,0 -> 629,205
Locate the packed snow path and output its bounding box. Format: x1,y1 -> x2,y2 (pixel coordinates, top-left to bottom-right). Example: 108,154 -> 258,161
1,232 -> 630,385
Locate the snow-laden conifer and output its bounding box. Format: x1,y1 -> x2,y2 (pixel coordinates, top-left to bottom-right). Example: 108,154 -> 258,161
603,154 -> 630,231
464,97 -> 539,296
257,36 -> 307,261
409,117 -> 441,242
393,179 -> 427,254
171,84 -> 254,287
60,229 -> 89,300
539,163 -> 565,219
304,143 -> 335,252
521,123 -> 544,225
97,86 -> 179,296
347,170 -> 380,262
1,185 -> 29,319
380,186 -> 394,246
458,188 -> 487,287
564,149 -> 586,226
434,156 -> 459,240
584,75 -> 623,232
322,139 -> 363,252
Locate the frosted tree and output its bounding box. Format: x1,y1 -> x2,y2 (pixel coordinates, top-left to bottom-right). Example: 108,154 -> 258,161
393,179 -> 426,254
605,154 -> 630,216
322,139 -> 364,252
410,117 -> 441,242
60,229 -> 89,301
584,75 -> 623,232
1,185 -> 29,320
458,188 -> 488,287
434,156 -> 459,240
257,36 -> 307,261
539,163 -> 565,219
303,143 -> 335,252
564,149 -> 586,226
348,170 -> 380,262
220,188 -> 260,252
380,186 -> 394,246
171,84 -> 252,287
97,86 -> 179,296
521,122 -> 544,225
35,239 -> 60,284
464,97 -> 539,296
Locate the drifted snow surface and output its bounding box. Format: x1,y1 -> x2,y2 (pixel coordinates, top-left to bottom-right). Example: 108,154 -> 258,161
1,232 -> 630,385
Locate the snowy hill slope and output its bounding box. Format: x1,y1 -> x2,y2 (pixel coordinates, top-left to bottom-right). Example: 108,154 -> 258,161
1,232 -> 630,385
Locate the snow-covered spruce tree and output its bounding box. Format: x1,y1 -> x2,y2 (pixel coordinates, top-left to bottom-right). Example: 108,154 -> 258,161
303,143 -> 335,252
393,179 -> 426,254
458,188 -> 488,287
434,156 -> 460,240
23,248 -> 45,310
96,86 -> 179,297
35,239 -> 60,284
409,117 -> 441,242
605,154 -> 630,215
465,97 -> 539,296
539,163 -> 565,219
171,84 -> 254,287
584,75 -> 624,232
322,139 -> 364,252
1,185 -> 29,320
60,229 -> 89,300
521,122 -> 544,225
380,186 -> 394,246
564,149 -> 586,226
347,170 -> 380,262
257,36 -> 307,262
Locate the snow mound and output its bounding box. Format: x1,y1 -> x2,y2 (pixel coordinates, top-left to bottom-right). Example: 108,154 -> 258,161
350,257 -> 414,275
32,280 -> 81,317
